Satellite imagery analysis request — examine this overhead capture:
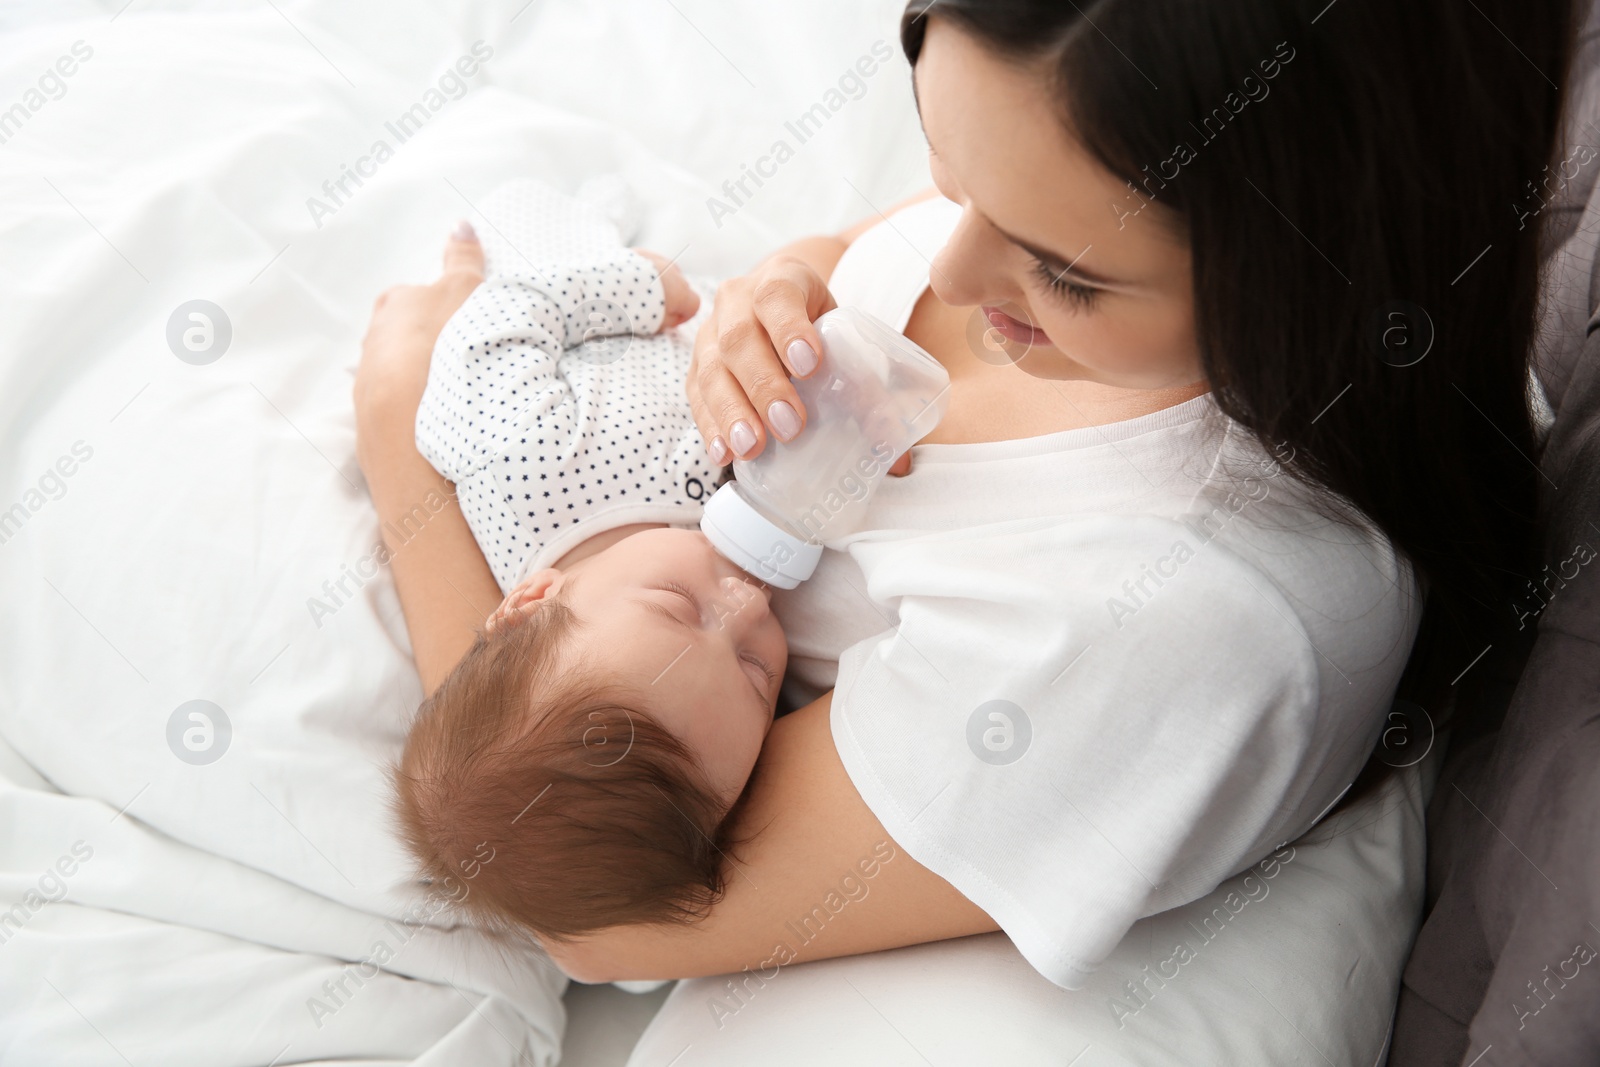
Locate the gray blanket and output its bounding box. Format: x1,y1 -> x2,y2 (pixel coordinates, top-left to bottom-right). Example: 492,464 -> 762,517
1389,3 -> 1600,1062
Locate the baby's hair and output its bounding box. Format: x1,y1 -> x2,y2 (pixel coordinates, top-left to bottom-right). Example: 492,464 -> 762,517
393,592 -> 750,943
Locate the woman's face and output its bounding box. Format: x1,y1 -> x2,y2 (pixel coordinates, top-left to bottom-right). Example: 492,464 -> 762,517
915,18 -> 1205,391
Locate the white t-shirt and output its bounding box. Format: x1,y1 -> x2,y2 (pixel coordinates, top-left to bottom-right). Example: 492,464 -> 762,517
771,198 -> 1424,990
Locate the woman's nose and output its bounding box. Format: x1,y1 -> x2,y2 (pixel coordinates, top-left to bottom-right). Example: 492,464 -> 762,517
929,206 -> 1017,310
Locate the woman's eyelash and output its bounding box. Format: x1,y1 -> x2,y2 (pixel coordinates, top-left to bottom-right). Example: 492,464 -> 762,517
1030,256 -> 1099,309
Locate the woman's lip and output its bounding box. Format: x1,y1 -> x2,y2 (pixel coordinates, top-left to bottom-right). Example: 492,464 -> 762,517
983,306 -> 1051,348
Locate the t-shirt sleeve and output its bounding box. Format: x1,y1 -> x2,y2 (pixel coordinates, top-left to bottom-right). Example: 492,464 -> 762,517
828,514 -> 1333,990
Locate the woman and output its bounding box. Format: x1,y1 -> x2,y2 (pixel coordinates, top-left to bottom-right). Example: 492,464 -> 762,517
355,0 -> 1570,1044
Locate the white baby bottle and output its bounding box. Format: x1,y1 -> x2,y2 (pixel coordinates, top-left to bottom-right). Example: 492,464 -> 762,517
699,307 -> 950,589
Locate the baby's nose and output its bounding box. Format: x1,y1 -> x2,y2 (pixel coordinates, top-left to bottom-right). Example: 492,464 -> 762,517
719,574 -> 771,614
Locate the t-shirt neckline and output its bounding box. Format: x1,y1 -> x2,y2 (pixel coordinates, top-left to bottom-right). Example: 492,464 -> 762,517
910,391 -> 1221,463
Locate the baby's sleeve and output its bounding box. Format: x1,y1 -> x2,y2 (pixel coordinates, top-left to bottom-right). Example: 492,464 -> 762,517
415,253 -> 666,483
416,255 -> 718,593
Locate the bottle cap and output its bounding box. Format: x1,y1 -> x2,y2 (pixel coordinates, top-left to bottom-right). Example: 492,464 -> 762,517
699,483 -> 822,590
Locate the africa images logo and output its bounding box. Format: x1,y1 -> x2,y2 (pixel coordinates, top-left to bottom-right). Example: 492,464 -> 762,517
304,42 -> 494,229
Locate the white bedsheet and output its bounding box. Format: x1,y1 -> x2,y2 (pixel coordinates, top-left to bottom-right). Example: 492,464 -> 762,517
0,2 -> 923,1064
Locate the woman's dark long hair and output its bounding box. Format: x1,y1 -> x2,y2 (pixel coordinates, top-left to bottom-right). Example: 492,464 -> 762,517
902,0 -> 1577,805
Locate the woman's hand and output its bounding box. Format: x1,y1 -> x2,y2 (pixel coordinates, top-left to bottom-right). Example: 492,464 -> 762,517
687,253 -> 837,465
354,222 -> 485,461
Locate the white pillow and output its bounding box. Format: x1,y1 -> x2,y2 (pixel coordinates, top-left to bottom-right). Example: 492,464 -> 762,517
623,752 -> 1434,1066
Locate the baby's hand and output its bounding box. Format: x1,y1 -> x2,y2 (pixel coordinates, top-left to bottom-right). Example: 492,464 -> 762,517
633,248 -> 701,330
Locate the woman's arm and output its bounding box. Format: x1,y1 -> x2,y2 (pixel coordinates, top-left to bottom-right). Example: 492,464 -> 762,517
355,227 -> 501,692
358,217 -> 991,983
543,689 -> 999,984
546,185 -> 988,981
360,419 -> 500,692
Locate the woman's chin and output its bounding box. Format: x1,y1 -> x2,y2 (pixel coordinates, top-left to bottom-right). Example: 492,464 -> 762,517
1009,345 -> 1092,381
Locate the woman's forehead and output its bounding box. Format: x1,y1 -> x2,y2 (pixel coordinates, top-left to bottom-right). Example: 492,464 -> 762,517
914,19 -> 1187,279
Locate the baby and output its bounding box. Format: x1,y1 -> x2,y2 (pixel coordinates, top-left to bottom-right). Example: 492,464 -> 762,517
394,180 -> 787,947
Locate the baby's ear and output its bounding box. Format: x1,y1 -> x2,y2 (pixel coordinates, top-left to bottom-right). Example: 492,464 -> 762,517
485,569 -> 560,634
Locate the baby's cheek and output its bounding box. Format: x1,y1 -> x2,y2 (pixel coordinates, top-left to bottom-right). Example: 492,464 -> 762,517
697,712 -> 766,806
732,717 -> 768,787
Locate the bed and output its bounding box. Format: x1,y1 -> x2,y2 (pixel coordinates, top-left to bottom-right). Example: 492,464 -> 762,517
0,2 -> 1431,1064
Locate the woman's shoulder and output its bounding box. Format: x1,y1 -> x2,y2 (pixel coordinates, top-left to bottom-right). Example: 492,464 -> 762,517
1183,422 -> 1419,619
829,197 -> 961,329
1161,422 -> 1424,706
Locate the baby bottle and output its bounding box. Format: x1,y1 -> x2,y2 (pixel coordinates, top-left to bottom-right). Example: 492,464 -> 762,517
699,306 -> 950,589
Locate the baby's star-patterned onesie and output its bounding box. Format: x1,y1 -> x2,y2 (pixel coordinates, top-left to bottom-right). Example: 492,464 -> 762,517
416,178 -> 721,593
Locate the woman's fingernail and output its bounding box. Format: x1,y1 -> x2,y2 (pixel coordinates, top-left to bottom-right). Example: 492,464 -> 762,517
767,399 -> 801,441
729,420 -> 757,457
787,338 -> 817,376
707,435 -> 729,464
452,220 -> 477,241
